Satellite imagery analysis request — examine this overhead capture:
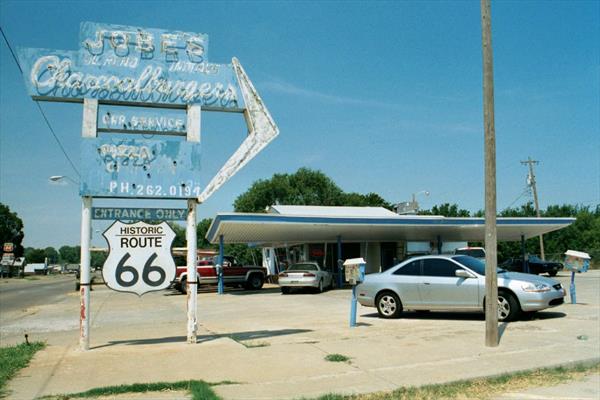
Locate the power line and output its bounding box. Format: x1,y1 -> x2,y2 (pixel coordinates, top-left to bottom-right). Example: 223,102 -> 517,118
0,26 -> 80,178
502,186 -> 531,212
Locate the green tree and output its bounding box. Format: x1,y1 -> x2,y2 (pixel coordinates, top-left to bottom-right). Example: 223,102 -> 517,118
59,245 -> 80,264
24,247 -> 46,263
233,168 -> 345,212
472,202 -> 600,264
234,168 -> 394,212
44,247 -> 59,264
196,218 -> 214,249
419,203 -> 470,217
0,203 -> 25,257
91,251 -> 107,269
340,192 -> 393,208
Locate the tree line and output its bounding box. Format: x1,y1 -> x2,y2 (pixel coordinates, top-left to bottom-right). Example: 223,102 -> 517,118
22,246 -> 107,268
189,168 -> 600,265
2,168 -> 598,267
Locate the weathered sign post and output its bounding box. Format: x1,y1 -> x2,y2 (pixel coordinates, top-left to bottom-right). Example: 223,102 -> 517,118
18,22 -> 278,350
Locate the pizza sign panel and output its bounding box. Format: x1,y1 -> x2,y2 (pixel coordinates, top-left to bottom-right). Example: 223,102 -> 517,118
102,221 -> 176,296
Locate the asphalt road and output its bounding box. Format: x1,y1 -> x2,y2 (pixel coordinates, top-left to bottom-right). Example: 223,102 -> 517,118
0,275 -> 74,314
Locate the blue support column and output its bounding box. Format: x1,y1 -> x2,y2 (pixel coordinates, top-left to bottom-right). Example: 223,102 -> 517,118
337,235 -> 343,289
350,285 -> 357,327
569,270 -> 576,304
218,234 -> 224,294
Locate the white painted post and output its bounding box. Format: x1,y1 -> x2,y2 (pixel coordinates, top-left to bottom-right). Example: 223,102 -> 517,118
186,199 -> 198,343
80,98 -> 97,351
186,104 -> 200,344
79,196 -> 92,350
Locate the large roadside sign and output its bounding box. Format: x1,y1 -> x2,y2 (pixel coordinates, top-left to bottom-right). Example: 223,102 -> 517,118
102,221 -> 176,296
17,19 -> 279,348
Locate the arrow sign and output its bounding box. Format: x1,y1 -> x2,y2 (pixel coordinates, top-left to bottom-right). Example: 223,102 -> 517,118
102,221 -> 176,296
197,58 -> 279,202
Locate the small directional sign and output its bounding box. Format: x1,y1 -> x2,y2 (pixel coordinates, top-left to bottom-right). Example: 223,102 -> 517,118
92,207 -> 187,221
102,221 -> 176,296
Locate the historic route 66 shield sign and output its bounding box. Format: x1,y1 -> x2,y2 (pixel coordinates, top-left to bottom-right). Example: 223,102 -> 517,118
102,220 -> 176,296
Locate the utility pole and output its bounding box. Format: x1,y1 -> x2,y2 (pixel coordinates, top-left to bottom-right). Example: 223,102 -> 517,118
481,0 -> 498,347
521,157 -> 545,259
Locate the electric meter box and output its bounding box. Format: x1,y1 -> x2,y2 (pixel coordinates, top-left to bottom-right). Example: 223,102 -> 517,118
344,258 -> 366,285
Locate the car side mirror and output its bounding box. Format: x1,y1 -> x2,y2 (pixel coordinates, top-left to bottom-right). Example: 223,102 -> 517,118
455,269 -> 474,279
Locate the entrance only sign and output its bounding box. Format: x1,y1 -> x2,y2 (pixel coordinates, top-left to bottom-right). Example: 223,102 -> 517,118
102,221 -> 176,296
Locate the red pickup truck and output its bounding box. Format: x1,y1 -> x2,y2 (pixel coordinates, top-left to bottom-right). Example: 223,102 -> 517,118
174,255 -> 267,294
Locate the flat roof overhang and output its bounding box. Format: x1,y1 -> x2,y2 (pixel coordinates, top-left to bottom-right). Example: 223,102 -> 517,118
206,213 -> 575,245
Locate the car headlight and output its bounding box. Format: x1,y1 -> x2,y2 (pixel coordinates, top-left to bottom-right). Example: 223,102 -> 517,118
521,282 -> 551,292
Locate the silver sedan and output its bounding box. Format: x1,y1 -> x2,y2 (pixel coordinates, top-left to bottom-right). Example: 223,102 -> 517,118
357,255 -> 565,322
278,262 -> 334,294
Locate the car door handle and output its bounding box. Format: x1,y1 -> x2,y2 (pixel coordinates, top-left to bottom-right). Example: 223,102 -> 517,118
423,282 -> 431,285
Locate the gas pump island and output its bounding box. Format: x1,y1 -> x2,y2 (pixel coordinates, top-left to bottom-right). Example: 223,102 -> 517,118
17,22 -> 279,350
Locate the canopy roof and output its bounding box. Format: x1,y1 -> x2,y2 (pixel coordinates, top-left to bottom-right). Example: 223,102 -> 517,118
206,206 -> 574,246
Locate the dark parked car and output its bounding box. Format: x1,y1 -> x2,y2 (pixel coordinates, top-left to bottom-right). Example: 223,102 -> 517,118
500,256 -> 563,277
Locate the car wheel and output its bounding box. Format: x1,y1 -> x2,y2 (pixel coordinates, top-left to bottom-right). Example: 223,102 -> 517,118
180,278 -> 187,295
245,274 -> 264,290
497,291 -> 521,322
75,281 -> 80,291
376,291 -> 402,319
548,271 -> 557,277
317,279 -> 324,293
281,287 -> 290,294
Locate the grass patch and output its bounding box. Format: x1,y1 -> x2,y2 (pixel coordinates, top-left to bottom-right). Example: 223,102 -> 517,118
0,341 -> 46,398
308,361 -> 600,399
325,354 -> 351,363
40,380 -> 235,400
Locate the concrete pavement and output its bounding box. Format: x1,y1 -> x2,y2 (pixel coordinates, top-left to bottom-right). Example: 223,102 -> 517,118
2,271 -> 599,399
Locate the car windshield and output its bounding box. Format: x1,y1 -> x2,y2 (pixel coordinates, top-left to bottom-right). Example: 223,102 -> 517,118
454,248 -> 486,258
287,263 -> 319,271
452,255 -> 506,275
528,255 -> 543,262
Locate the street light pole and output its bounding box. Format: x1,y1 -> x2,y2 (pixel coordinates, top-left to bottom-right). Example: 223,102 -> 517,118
481,0 -> 499,347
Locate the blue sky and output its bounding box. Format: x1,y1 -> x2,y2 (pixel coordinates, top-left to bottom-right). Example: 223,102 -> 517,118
1,1 -> 598,248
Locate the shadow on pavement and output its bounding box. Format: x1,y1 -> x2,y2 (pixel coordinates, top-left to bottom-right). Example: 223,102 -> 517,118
163,286 -> 283,296
360,310 -> 567,322
198,328 -> 312,343
227,287 -> 282,296
91,328 -> 312,349
522,311 -> 567,320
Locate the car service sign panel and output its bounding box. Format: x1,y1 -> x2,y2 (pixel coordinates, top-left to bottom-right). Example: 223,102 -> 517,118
102,220 -> 176,296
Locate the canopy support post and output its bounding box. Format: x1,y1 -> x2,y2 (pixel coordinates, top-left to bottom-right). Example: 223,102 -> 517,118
337,236 -> 343,289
